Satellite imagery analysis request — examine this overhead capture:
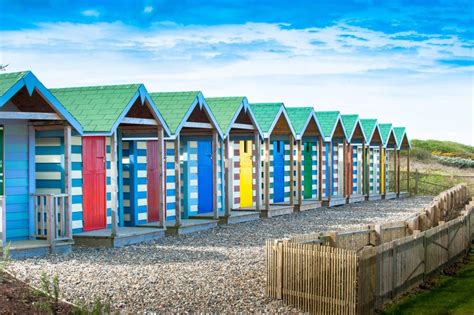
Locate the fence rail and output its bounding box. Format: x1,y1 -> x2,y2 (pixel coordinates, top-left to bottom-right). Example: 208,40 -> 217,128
32,193 -> 72,248
266,184 -> 473,314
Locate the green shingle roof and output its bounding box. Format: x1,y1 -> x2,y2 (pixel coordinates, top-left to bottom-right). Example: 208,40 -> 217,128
0,71 -> 29,98
341,114 -> 359,141
149,91 -> 201,135
378,123 -> 393,146
393,127 -> 408,148
286,107 -> 314,136
51,84 -> 142,133
206,97 -> 245,135
314,111 -> 340,140
249,103 -> 284,134
360,119 -> 378,143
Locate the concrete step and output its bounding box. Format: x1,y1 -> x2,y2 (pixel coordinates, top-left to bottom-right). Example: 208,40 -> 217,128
384,192 -> 398,200
260,205 -> 294,218
295,200 -> 322,211
166,219 -> 218,235
322,196 -> 347,207
220,211 -> 260,225
348,194 -> 366,203
74,228 -> 165,248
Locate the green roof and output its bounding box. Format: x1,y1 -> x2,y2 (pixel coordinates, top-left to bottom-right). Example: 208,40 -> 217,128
393,127 -> 407,148
51,84 -> 142,133
206,97 -> 245,135
341,114 -> 359,140
249,103 -> 283,134
286,107 -> 314,136
360,119 -> 378,143
378,123 -> 393,146
0,71 -> 29,98
314,111 -> 340,139
149,91 -> 200,135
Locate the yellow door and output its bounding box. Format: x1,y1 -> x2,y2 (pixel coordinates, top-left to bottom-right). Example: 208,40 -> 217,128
240,140 -> 253,207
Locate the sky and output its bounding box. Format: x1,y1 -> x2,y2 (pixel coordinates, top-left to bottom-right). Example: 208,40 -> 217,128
0,0 -> 473,144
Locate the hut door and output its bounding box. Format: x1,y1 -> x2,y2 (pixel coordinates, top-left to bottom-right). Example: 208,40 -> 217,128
197,140 -> 213,213
239,140 -> 253,208
303,142 -> 313,199
273,140 -> 285,203
83,137 -> 106,231
146,141 -> 160,222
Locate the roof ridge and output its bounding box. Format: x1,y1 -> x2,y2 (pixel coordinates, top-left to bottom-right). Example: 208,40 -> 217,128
50,83 -> 142,91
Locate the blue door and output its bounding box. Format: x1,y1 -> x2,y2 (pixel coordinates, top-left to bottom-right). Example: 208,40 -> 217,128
197,140 -> 213,213
273,140 -> 285,203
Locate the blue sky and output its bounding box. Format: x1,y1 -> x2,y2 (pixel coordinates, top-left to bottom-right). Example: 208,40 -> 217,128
1,0 -> 473,144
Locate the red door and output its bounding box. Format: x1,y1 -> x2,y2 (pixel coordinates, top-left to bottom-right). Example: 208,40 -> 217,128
147,141 -> 160,222
82,137 -> 107,231
346,145 -> 353,196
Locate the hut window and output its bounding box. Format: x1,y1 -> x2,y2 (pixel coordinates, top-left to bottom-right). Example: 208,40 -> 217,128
244,141 -> 248,153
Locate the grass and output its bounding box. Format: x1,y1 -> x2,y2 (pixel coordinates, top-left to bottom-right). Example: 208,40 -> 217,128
411,139 -> 474,160
382,247 -> 474,315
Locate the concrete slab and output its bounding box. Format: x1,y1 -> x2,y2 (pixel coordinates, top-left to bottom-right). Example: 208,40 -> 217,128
74,227 -> 165,248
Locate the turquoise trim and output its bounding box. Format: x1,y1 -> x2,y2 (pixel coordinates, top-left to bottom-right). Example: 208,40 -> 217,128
0,71 -> 84,134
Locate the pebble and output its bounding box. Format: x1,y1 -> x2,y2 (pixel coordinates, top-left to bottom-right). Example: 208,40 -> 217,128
9,196 -> 432,313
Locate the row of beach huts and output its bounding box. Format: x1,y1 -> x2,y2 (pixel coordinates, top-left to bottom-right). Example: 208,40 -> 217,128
0,71 -> 411,258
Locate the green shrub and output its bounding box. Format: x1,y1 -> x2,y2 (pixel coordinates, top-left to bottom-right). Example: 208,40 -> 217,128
435,156 -> 474,168
410,147 -> 432,161
412,139 -> 474,160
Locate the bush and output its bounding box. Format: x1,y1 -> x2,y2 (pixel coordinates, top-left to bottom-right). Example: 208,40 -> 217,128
412,139 -> 474,160
435,156 -> 474,169
411,147 -> 432,161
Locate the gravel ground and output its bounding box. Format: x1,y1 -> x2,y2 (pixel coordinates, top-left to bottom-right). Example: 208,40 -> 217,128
9,196 -> 433,313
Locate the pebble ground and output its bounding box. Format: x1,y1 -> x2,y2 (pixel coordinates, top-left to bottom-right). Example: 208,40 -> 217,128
9,196 -> 433,313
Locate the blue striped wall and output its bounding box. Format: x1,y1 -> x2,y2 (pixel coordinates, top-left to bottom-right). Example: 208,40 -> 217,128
165,137 -> 225,221
121,141 -> 148,225
4,123 -> 30,241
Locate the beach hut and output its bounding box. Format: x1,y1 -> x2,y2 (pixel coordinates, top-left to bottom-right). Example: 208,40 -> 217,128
393,127 -> 411,197
149,92 -> 225,234
0,71 -> 83,257
286,107 -> 323,211
249,103 -> 296,217
314,111 -> 349,207
341,114 -> 367,203
206,97 -> 263,224
51,84 -> 170,247
378,123 -> 398,199
360,119 -> 383,200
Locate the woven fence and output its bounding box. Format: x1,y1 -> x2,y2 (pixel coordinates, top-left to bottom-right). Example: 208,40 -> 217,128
266,184 -> 473,314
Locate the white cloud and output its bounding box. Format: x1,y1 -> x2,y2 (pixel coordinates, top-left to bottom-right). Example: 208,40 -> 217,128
144,6 -> 153,13
1,21 -> 472,144
81,9 -> 100,17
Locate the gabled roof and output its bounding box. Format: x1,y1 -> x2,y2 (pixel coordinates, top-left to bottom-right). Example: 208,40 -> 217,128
286,107 -> 322,140
378,123 -> 394,147
248,103 -> 296,138
0,71 -> 83,133
341,114 -> 366,142
359,119 -> 381,145
393,127 -> 411,150
206,96 -> 263,138
149,91 -> 223,138
314,111 -> 347,141
51,84 -> 169,136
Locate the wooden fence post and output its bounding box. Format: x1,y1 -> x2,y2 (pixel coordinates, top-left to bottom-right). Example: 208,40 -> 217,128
276,241 -> 283,299
47,194 -> 56,252
414,169 -> 419,195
